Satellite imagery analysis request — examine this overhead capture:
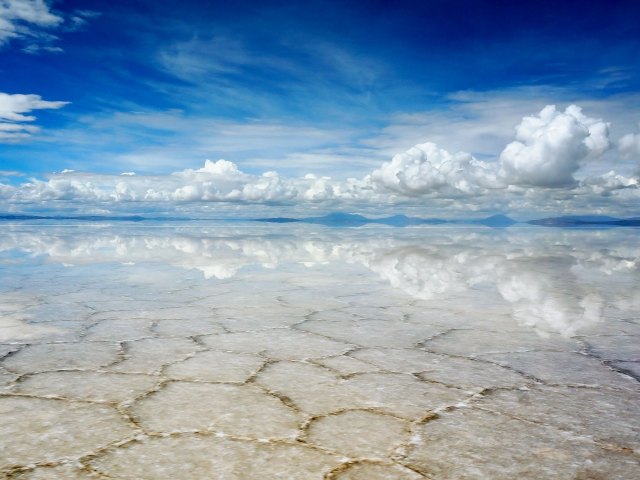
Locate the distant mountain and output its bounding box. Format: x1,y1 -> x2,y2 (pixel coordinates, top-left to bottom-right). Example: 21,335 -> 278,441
304,212 -> 371,226
255,212 -> 506,227
527,216 -> 640,227
471,214 -> 517,227
253,217 -> 301,223
5,212 -> 637,228
0,214 -> 147,221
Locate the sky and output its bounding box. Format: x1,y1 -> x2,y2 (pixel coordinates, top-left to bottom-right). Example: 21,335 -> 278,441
1,0 -> 639,217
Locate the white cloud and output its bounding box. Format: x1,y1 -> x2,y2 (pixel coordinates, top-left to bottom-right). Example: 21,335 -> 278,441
0,0 -> 62,50
0,92 -> 68,141
0,0 -> 97,52
1,103 -> 638,216
498,105 -> 610,187
368,142 -> 501,197
618,127 -> 640,169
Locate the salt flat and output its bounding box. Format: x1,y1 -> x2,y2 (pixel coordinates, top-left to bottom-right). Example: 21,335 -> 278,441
0,223 -> 638,479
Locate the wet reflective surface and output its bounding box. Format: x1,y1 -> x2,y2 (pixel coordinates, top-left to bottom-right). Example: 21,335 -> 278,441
0,223 -> 639,479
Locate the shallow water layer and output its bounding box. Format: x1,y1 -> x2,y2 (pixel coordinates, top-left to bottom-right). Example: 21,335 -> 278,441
0,223 -> 639,479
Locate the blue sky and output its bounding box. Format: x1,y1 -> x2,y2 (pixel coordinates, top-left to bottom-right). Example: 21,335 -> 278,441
1,0 -> 639,216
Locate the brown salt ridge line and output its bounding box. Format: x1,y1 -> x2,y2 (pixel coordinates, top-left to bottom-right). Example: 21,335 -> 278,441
473,349 -> 640,390
574,337 -> 640,383
297,406 -> 411,443
196,330 -> 358,359
469,389 -> 640,458
323,459 -> 432,480
1,388 -> 153,434
417,347 -> 555,385
471,400 -> 640,459
5,461 -> 116,479
0,408 -> 142,478
291,320 -> 452,352
251,358 -> 483,444
78,430 -> 345,477
104,337 -> 204,374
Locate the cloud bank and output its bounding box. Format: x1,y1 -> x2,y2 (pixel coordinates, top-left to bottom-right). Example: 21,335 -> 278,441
1,104 -> 638,216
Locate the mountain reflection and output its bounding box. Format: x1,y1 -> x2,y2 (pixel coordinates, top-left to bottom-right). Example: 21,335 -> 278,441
1,224 -> 638,337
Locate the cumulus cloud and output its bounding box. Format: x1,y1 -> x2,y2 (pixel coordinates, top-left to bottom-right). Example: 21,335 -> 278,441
1,103 -> 637,215
499,105 -> 610,187
618,127 -> 640,168
0,92 -> 68,141
368,142 -> 501,196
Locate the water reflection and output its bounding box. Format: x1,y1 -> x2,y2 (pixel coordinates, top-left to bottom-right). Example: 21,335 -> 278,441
0,223 -> 638,337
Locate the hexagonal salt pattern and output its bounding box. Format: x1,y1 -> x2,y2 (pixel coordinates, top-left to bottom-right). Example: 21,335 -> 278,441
0,397 -> 136,470
305,410 -> 408,458
0,224 -> 638,478
129,381 -> 302,439
90,435 -> 341,479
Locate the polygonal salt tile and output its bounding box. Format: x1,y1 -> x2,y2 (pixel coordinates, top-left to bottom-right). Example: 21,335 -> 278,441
349,348 -> 443,373
256,362 -> 466,419
217,309 -> 308,331
298,320 -> 447,348
276,292 -> 347,310
0,314 -> 66,342
423,329 -> 578,356
343,373 -> 468,419
306,310 -> 363,323
306,410 -> 407,458
331,462 -> 424,479
130,381 -> 302,439
341,306 -> 414,321
90,435 -> 340,479
473,385 -> 640,450
255,361 -> 372,415
480,350 -> 638,390
164,350 -> 264,382
351,348 -> 527,390
315,355 -> 380,375
133,306 -> 214,320
583,335 -> 640,362
1,342 -> 120,374
153,318 -> 226,336
110,337 -> 201,374
13,464 -> 101,479
405,407 -> 640,479
84,318 -> 152,341
14,371 -> 159,403
0,397 -> 136,469
201,330 -> 352,360
418,357 -> 528,390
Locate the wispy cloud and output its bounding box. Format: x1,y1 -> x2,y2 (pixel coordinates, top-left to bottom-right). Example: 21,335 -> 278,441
0,0 -> 97,53
0,0 -> 63,45
0,92 -> 68,141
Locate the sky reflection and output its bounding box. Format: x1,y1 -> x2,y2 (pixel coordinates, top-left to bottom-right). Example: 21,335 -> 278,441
1,224 -> 637,338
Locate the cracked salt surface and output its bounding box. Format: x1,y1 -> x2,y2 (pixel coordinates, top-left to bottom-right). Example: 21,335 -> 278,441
0,223 -> 638,478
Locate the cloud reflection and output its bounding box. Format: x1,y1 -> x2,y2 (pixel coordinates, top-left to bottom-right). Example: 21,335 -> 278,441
1,225 -> 637,336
